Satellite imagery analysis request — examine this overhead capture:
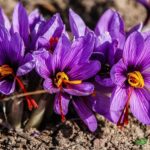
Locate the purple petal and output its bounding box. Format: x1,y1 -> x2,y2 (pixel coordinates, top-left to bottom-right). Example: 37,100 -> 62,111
110,59 -> 127,87
68,61 -> 100,80
64,82 -> 94,96
52,34 -> 71,71
95,9 -> 120,34
143,72 -> 150,89
0,8 -> 10,30
12,3 -> 29,47
69,9 -> 86,38
28,9 -> 43,32
94,32 -> 112,52
123,31 -> 144,65
127,23 -> 143,37
130,88 -> 150,124
142,31 -> 150,40
36,36 -> 50,50
95,9 -> 125,49
17,53 -> 35,76
37,13 -> 64,40
0,80 -> 15,95
137,36 -> 150,71
73,97 -> 97,132
88,93 -> 111,120
0,25 -> 10,41
110,86 -> 128,123
62,32 -> 95,69
54,93 -> 70,115
8,33 -> 25,64
0,27 -> 9,65
34,50 -> 52,79
43,78 -> 59,94
95,75 -> 114,87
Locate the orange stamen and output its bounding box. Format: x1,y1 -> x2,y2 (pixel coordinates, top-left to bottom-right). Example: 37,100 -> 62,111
0,65 -> 13,79
54,72 -> 82,88
128,71 -> 144,88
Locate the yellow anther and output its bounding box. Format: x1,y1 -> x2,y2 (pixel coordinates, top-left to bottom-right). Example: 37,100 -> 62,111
54,72 -> 82,88
0,65 -> 13,78
127,71 -> 144,88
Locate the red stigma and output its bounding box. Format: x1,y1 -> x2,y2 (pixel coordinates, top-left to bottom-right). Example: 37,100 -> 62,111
59,92 -> 66,122
117,87 -> 133,127
49,37 -> 59,52
15,76 -> 38,111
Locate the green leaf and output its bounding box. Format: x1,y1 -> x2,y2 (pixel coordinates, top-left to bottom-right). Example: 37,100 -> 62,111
134,138 -> 147,145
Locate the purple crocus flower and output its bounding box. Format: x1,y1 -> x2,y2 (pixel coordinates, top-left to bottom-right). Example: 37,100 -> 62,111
12,3 -> 65,53
35,33 -> 100,131
110,31 -> 150,126
69,9 -> 125,87
0,3 -> 65,53
0,26 -> 37,110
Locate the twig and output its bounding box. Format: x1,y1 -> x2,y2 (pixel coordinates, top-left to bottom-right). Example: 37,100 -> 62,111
1,90 -> 49,102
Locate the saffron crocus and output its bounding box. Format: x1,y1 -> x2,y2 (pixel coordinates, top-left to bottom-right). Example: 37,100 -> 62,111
0,3 -> 64,53
0,26 -> 37,110
110,31 -> 150,126
12,3 -> 65,53
69,9 -> 125,87
35,33 -> 100,131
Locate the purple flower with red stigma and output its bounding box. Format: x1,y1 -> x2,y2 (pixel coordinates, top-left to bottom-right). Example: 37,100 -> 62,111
35,33 -> 100,131
12,3 -> 65,53
0,26 -> 37,110
0,3 -> 65,53
110,31 -> 150,126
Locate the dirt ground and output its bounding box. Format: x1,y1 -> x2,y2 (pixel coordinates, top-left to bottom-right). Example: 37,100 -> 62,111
0,115 -> 150,150
0,0 -> 150,150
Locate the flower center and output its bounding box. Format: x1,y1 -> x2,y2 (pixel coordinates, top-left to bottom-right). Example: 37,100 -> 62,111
127,71 -> 144,88
54,72 -> 82,88
0,65 -> 13,79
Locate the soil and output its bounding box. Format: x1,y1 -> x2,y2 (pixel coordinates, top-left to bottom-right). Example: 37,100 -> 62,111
0,115 -> 149,150
0,0 -> 150,150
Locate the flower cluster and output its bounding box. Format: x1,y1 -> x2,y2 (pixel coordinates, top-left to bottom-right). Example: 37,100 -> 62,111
0,2 -> 150,132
